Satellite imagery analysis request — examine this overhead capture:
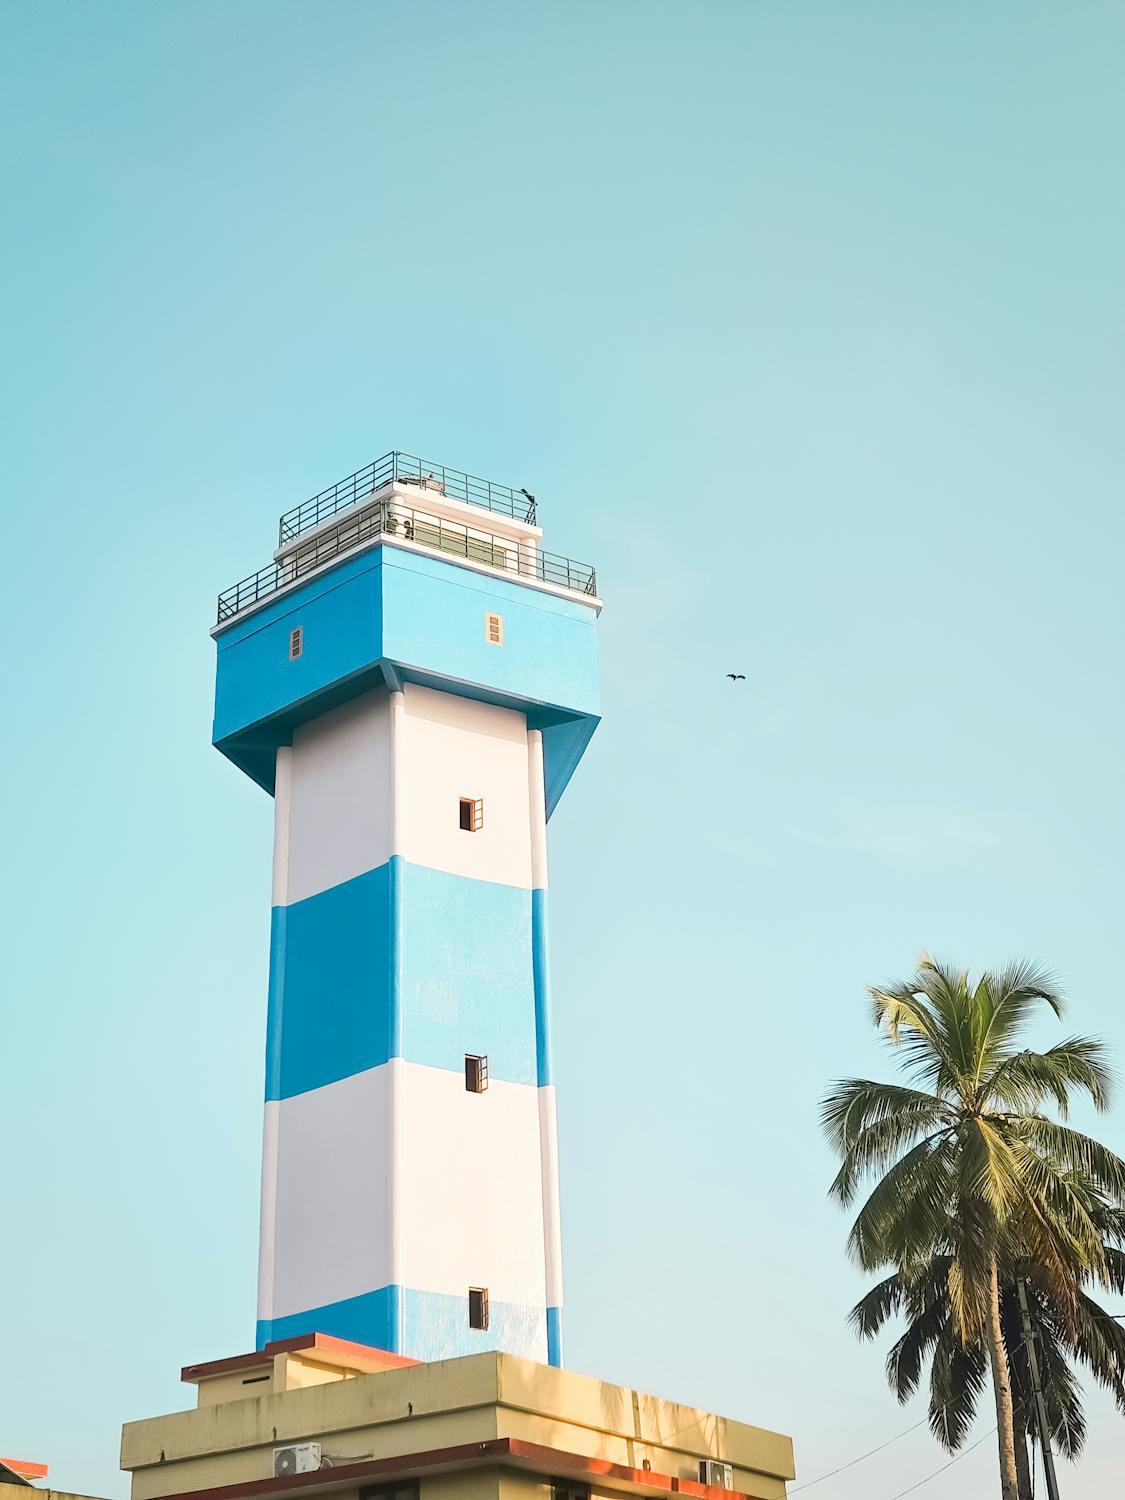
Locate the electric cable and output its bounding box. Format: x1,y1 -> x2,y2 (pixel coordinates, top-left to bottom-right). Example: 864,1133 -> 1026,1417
883,1426 -> 997,1500
788,1418 -> 931,1493
789,1307 -> 1125,1495
789,1331 -> 1038,1495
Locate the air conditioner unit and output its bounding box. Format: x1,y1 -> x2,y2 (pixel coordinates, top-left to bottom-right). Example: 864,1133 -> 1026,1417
699,1460 -> 733,1489
274,1444 -> 322,1478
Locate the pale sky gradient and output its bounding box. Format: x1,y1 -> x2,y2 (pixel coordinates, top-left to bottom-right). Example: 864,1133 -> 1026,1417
3,4 -> 1125,1498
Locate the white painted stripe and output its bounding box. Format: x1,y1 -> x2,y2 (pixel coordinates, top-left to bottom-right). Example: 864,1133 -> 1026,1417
538,1085 -> 564,1307
265,1064 -> 396,1320
398,1061 -> 547,1306
284,693 -> 393,906
398,684 -> 533,889
389,1046 -> 403,1295
257,1101 -> 280,1321
274,685 -> 539,908
527,728 -> 548,891
262,1060 -> 547,1320
389,688 -> 405,859
271,747 -> 292,907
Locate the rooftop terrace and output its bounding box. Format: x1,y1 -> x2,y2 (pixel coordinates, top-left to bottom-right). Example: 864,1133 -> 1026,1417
278,451 -> 538,544
216,451 -> 598,625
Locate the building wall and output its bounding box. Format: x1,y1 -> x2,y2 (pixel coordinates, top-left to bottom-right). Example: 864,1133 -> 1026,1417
120,1355 -> 795,1500
258,684 -> 560,1363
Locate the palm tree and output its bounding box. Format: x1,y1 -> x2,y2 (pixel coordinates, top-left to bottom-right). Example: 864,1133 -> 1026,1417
850,1217 -> 1125,1499
821,956 -> 1125,1500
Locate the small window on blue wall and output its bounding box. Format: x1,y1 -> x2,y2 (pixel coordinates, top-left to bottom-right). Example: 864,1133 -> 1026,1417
289,627 -> 303,660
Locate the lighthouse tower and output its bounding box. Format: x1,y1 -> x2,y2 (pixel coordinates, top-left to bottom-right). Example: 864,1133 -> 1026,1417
210,454 -> 600,1368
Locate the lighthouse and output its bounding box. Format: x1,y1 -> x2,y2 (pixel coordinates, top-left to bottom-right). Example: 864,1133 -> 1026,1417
210,453 -> 601,1368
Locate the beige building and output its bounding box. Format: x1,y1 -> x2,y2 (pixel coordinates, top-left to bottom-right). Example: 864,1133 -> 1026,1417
119,1336 -> 794,1500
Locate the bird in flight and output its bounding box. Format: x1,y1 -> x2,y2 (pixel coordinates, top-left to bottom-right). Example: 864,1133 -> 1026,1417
726,673 -> 746,681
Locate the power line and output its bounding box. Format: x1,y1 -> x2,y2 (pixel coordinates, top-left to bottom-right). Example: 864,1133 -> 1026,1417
788,1417 -> 931,1493
790,1328 -> 1039,1495
788,1310 -> 1125,1498
884,1427 -> 996,1500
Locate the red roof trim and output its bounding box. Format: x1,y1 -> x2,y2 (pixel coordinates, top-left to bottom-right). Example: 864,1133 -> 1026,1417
182,1335 -> 419,1384
140,1437 -> 781,1500
0,1461 -> 48,1481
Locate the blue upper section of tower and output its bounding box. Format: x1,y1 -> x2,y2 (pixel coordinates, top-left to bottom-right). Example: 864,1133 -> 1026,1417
212,481 -> 602,816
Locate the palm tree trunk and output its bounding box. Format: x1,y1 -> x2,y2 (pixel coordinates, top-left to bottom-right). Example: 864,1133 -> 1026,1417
986,1255 -> 1021,1500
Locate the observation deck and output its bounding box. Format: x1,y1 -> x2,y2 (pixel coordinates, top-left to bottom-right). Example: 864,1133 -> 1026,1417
215,451 -> 598,628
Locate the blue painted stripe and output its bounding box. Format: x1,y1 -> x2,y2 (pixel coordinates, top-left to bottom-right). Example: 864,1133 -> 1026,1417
389,854 -> 403,1059
266,860 -> 538,1099
546,1305 -> 563,1368
265,863 -> 395,1100
257,1284 -> 399,1352
399,862 -> 535,1085
258,1286 -> 549,1363
531,887 -> 553,1086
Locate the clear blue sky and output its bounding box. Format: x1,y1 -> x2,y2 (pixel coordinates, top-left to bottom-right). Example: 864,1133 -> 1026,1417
3,3 -> 1124,1496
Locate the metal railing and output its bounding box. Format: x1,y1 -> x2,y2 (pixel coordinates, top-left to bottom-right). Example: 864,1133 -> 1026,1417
278,451 -> 537,545
217,499 -> 597,624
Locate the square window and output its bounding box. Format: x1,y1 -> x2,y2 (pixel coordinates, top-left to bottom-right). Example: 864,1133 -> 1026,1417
485,612 -> 504,646
289,627 -> 303,660
459,797 -> 484,832
465,1054 -> 489,1093
468,1286 -> 489,1331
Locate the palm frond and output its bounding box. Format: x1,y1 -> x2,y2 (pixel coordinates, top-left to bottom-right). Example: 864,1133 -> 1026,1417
1099,1246 -> 1125,1295
970,959 -> 1065,1083
846,1136 -> 957,1271
984,1037 -> 1114,1117
1002,1136 -> 1108,1286
928,1323 -> 987,1452
959,1116 -> 1024,1218
821,1077 -> 949,1155
1032,1316 -> 1086,1457
1070,1290 -> 1125,1412
868,982 -> 952,1091
849,1273 -> 906,1340
1013,1116 -> 1125,1202
826,1091 -> 954,1204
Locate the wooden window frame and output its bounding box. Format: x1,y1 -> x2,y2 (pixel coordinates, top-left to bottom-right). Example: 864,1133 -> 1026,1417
465,1054 -> 489,1094
468,1286 -> 490,1331
459,796 -> 484,832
